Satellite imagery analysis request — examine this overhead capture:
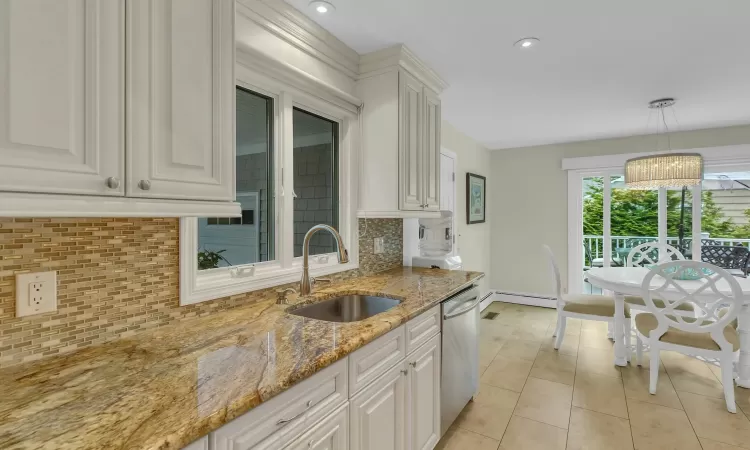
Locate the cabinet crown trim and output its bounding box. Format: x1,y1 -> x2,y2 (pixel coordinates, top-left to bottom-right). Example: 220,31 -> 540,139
358,44 -> 448,93
236,0 -> 360,78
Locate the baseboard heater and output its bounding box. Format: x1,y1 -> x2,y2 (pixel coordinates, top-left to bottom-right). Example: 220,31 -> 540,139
478,291 -> 495,312
493,291 -> 556,309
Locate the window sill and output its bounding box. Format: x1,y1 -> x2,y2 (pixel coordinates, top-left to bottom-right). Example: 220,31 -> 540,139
180,260 -> 359,306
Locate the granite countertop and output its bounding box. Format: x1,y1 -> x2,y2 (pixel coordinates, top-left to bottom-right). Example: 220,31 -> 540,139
0,267 -> 483,450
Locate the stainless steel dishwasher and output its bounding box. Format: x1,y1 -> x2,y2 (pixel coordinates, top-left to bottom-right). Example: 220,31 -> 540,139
440,285 -> 481,435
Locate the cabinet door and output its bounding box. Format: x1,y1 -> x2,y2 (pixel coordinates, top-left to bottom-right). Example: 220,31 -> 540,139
0,0 -> 124,196
407,334 -> 441,450
350,362 -> 407,450
398,71 -> 423,211
127,0 -> 235,201
422,88 -> 441,212
284,404 -> 349,450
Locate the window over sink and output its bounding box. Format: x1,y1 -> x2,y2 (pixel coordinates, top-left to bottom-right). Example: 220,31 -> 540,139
179,61 -> 359,305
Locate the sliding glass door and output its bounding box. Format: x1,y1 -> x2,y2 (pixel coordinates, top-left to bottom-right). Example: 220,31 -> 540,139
574,167 -> 750,294
575,170 -> 697,294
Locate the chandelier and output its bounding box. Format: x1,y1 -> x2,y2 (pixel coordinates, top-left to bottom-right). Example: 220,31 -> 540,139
624,99 -> 703,189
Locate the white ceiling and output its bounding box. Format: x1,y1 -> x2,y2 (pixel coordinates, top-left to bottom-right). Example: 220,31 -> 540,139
284,0 -> 750,149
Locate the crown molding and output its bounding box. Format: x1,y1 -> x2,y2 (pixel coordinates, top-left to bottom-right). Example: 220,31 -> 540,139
358,44 -> 448,94
236,0 -> 359,79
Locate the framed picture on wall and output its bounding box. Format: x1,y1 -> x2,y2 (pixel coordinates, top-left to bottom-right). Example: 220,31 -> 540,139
466,172 -> 486,224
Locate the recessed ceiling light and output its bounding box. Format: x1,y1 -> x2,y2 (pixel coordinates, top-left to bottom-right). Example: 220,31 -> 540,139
309,0 -> 335,14
514,37 -> 540,49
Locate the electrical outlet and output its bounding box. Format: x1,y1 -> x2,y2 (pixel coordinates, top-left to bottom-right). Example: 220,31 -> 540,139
16,271 -> 57,317
374,237 -> 385,254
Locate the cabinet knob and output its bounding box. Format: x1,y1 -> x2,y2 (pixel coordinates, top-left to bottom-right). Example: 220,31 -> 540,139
105,177 -> 120,189
401,369 -> 408,375
138,180 -> 151,191
409,361 -> 417,368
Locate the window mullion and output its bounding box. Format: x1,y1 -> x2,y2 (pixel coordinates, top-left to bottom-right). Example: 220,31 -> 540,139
279,91 -> 295,269
658,187 -> 667,245
692,184 -> 702,260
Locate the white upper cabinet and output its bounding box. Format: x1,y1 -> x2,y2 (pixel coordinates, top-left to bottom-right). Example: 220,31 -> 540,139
0,0 -> 238,217
422,87 -> 441,212
357,45 -> 446,218
399,71 -> 423,211
0,0 -> 123,196
127,0 -> 235,201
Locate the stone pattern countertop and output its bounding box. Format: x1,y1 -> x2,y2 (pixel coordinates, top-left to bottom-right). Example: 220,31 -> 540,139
0,267 -> 483,450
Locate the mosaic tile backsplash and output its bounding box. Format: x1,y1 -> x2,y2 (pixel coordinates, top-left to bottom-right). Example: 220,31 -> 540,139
0,217 -> 402,368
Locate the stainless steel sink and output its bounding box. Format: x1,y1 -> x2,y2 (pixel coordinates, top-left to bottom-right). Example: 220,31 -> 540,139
288,295 -> 401,323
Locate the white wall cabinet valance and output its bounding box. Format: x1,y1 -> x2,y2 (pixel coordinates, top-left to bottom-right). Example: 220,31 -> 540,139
0,0 -> 239,217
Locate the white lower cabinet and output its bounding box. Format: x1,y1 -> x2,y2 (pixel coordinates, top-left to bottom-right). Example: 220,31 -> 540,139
349,333 -> 442,450
205,316 -> 443,450
350,361 -> 408,450
407,334 -> 441,450
284,404 -> 349,450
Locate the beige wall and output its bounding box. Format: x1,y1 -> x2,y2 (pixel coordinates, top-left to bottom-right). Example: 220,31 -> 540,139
442,121 -> 492,295
489,124 -> 750,296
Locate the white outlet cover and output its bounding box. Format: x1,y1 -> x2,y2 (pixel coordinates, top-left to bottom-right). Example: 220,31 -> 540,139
374,237 -> 385,254
16,271 -> 57,317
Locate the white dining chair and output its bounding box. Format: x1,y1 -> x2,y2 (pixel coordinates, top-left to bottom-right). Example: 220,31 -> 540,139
624,242 -> 695,355
634,260 -> 743,413
544,245 -> 631,355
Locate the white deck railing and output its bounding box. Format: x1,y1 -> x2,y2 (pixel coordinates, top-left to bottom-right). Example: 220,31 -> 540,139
583,235 -> 750,260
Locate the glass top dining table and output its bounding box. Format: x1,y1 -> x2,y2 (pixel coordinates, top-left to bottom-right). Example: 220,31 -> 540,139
585,267 -> 750,387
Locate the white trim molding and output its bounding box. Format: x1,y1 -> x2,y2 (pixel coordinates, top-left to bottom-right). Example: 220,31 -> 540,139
180,218 -> 359,305
236,0 -> 359,78
489,290 -> 557,309
562,144 -> 750,171
358,44 -> 448,94
236,45 -> 362,110
0,193 -> 240,218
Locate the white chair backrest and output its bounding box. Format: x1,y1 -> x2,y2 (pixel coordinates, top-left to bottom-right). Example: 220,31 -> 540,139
627,242 -> 684,267
543,245 -> 563,301
641,260 -> 744,351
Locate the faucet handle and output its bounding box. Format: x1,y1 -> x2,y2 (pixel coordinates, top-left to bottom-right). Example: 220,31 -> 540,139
276,287 -> 297,305
314,278 -> 332,283
312,277 -> 332,288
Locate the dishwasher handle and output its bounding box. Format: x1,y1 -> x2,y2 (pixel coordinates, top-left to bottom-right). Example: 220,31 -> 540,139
443,296 -> 480,320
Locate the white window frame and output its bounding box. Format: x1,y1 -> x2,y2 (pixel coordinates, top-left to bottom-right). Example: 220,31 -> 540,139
564,144 -> 750,295
180,60 -> 360,305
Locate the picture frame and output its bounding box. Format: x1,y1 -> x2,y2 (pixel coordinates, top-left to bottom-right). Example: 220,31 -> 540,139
466,172 -> 486,224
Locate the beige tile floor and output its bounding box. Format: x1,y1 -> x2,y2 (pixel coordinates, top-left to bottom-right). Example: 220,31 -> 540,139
436,302 -> 750,450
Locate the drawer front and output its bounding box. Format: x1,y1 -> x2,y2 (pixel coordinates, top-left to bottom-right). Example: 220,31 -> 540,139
211,358 -> 348,450
283,403 -> 349,450
405,306 -> 441,354
348,326 -> 406,396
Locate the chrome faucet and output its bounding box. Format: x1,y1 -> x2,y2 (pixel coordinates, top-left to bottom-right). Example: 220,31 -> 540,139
300,224 -> 349,295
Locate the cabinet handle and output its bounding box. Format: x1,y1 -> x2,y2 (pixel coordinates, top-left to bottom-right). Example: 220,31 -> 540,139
138,180 -> 151,191
276,400 -> 313,426
409,361 -> 417,368
401,369 -> 408,375
105,177 -> 120,189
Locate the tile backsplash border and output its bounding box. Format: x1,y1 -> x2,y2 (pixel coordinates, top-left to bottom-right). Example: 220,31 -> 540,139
0,217 -> 402,368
